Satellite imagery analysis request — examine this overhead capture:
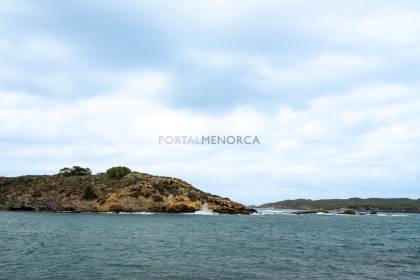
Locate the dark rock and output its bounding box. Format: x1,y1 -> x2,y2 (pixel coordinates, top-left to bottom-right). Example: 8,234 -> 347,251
340,208 -> 356,215
293,209 -> 327,215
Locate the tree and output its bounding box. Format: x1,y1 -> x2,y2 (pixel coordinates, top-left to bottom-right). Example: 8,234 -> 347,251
106,166 -> 131,179
59,166 -> 92,177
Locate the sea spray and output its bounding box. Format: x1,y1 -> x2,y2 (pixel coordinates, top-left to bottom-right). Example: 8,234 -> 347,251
193,202 -> 215,215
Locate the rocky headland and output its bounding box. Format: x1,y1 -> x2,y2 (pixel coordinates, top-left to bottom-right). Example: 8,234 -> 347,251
0,166 -> 255,214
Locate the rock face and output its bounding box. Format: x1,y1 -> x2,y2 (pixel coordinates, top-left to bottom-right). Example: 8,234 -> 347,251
0,173 -> 255,214
339,208 -> 356,215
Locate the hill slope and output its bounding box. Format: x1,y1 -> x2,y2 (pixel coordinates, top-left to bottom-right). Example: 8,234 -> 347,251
0,172 -> 254,214
260,198 -> 420,213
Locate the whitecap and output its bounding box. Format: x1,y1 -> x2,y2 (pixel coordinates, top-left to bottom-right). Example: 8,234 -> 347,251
191,203 -> 217,215
118,212 -> 154,215
252,208 -> 295,215
315,212 -> 337,215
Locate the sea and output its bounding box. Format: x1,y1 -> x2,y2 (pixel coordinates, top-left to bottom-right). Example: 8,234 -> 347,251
1,209 -> 419,280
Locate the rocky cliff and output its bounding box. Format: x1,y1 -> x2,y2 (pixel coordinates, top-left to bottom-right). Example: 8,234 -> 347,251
0,171 -> 255,214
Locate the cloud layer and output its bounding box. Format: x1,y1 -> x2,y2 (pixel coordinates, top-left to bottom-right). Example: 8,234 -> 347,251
1,0 -> 420,204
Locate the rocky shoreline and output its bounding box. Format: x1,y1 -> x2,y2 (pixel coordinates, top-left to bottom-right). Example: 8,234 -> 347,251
292,208 -> 377,215
0,167 -> 255,215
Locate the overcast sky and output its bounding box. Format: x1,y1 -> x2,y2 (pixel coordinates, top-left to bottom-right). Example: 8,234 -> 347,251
1,0 -> 420,204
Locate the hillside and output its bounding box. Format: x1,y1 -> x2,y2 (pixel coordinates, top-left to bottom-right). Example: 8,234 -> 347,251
259,198 -> 420,213
0,167 -> 255,214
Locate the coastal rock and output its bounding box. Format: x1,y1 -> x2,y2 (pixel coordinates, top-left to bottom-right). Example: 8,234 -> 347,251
293,209 -> 328,215
339,208 -> 356,215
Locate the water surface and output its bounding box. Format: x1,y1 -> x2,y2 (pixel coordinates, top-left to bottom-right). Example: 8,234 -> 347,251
1,210 -> 419,279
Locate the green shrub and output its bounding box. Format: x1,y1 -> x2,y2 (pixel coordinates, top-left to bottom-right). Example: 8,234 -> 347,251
32,190 -> 42,197
152,194 -> 164,202
97,197 -> 107,205
187,190 -> 199,201
59,166 -> 92,177
106,166 -> 131,179
83,185 -> 97,200
152,182 -> 181,196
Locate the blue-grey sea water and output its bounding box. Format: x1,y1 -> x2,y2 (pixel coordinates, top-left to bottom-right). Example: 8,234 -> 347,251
1,209 -> 420,280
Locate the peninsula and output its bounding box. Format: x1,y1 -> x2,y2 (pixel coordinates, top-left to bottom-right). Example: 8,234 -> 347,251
0,166 -> 255,214
259,198 -> 420,214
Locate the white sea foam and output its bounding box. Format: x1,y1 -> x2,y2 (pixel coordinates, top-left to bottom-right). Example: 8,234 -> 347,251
118,212 -> 154,215
252,209 -> 413,217
376,213 -> 409,217
102,211 -> 154,215
252,208 -> 295,215
315,212 -> 337,215
192,203 -> 216,215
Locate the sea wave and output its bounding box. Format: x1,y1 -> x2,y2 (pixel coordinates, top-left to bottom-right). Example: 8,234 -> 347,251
315,212 -> 337,215
252,208 -> 295,215
119,212 -> 154,215
377,213 -> 409,217
186,211 -> 218,216
103,212 -> 155,215
187,203 -> 217,215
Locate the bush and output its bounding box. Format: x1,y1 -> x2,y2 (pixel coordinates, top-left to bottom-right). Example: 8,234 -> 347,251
59,166 -> 92,177
83,185 -> 97,200
187,190 -> 199,201
152,194 -> 164,202
106,166 -> 131,179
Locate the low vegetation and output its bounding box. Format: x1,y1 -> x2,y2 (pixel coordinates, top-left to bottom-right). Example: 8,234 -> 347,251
106,166 -> 131,179
83,185 -> 97,200
58,166 -> 92,177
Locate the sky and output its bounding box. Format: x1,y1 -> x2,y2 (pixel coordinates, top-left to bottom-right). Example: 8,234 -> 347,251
1,0 -> 420,205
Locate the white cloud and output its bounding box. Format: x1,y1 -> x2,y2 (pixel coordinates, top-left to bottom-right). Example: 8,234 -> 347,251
183,49 -> 383,88
1,79 -> 420,203
2,1 -> 420,204
254,53 -> 382,88
0,35 -> 80,97
0,36 -> 73,63
309,11 -> 420,47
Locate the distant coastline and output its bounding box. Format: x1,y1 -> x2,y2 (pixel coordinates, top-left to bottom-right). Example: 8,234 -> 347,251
258,198 -> 420,214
